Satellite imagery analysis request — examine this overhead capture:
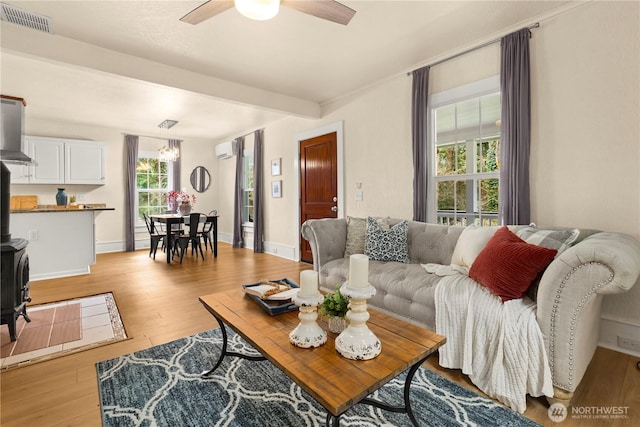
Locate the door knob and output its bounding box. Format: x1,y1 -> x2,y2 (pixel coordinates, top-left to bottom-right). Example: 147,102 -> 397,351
331,206 -> 338,212
332,196 -> 338,202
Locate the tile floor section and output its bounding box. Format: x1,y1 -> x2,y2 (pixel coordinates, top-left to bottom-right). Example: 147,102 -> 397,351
0,293 -> 127,369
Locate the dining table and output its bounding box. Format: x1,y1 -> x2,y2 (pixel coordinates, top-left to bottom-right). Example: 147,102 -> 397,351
149,213 -> 218,264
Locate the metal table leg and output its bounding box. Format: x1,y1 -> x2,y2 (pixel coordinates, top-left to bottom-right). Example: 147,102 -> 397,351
201,312 -> 266,376
325,413 -> 340,427
357,353 -> 433,426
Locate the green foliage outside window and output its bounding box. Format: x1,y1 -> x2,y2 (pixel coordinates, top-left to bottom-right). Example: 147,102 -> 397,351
137,157 -> 169,220
432,87 -> 501,226
436,138 -> 500,215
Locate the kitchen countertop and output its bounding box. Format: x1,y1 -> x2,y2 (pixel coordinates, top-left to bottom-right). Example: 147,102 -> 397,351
10,204 -> 114,213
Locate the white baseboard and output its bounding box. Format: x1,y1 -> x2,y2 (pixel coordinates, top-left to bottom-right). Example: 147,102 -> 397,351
96,241 -> 128,253
599,316 -> 640,357
214,234 -> 297,261
263,242 -> 296,261
30,267 -> 91,281
96,236 -> 298,261
97,238 -> 170,254
218,232 -> 232,244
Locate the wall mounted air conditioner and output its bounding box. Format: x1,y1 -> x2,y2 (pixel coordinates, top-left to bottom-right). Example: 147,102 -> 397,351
215,140 -> 236,160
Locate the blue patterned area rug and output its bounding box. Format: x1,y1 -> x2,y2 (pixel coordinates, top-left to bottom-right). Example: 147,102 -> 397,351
96,328 -> 540,427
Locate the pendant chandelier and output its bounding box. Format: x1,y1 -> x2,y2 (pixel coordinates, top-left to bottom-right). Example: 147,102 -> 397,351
158,119 -> 179,162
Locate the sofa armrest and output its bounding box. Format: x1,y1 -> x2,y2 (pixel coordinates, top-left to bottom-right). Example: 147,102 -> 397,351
301,218 -> 347,271
536,232 -> 640,394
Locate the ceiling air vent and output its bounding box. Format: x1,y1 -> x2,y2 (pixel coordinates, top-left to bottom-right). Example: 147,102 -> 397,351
1,3 -> 53,34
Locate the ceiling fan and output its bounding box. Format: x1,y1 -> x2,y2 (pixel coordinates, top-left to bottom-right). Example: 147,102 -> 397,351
181,0 -> 356,26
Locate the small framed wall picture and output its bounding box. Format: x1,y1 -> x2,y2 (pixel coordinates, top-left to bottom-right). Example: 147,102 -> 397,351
271,158 -> 281,176
272,180 -> 282,198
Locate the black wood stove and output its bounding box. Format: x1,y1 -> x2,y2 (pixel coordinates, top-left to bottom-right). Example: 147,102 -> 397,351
1,162 -> 31,341
1,95 -> 33,340
1,238 -> 31,340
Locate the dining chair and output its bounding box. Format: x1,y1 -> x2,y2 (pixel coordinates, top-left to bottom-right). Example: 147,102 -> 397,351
143,213 -> 166,260
174,213 -> 206,262
201,210 -> 217,251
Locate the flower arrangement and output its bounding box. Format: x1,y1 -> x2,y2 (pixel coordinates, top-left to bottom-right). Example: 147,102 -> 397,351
320,284 -> 349,319
168,190 -> 196,206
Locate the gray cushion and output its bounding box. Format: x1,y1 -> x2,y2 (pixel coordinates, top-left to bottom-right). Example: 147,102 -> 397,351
407,222 -> 465,265
516,226 -> 580,257
344,216 -> 390,257
516,226 -> 581,301
319,258 -> 442,330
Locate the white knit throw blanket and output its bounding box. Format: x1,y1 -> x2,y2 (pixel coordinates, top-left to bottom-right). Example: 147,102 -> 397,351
426,264 -> 553,413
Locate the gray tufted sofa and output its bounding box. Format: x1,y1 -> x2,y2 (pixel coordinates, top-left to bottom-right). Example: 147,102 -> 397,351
301,217 -> 640,405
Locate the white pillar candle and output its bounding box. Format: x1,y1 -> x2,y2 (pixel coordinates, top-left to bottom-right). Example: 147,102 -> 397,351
349,254 -> 369,288
299,270 -> 318,296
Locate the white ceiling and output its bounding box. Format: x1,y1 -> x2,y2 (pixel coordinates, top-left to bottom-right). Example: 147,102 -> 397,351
0,1 -> 571,141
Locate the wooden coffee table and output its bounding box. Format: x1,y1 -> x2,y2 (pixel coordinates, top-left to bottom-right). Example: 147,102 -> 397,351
199,289 -> 446,426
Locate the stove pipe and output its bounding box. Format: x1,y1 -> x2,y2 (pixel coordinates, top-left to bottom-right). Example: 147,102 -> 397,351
1,161 -> 10,243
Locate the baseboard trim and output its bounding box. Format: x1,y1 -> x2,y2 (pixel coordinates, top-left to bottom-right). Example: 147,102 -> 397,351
263,242 -> 296,260
599,316 -> 640,357
218,232 -> 232,244
96,241 -> 127,253
96,237 -> 298,261
30,267 -> 91,282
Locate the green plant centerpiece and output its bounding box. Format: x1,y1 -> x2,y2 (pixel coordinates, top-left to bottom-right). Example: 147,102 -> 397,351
321,284 -> 349,333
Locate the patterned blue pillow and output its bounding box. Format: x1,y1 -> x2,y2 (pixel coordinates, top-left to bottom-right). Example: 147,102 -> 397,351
365,217 -> 410,263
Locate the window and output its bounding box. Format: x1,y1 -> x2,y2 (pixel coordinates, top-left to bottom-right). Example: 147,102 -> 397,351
429,77 -> 500,226
243,152 -> 254,225
136,151 -> 172,223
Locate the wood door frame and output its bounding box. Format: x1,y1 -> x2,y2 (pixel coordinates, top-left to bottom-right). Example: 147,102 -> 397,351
294,121 -> 344,261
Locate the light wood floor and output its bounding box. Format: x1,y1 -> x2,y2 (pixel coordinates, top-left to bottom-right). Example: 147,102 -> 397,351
1,245 -> 638,426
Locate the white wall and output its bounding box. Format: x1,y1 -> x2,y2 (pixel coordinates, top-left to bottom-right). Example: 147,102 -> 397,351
530,1 -> 640,336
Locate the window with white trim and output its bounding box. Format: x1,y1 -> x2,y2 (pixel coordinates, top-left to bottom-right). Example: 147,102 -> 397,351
136,150 -> 172,224
429,76 -> 501,226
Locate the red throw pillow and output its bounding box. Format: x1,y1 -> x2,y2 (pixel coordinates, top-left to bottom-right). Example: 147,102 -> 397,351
469,226 -> 557,302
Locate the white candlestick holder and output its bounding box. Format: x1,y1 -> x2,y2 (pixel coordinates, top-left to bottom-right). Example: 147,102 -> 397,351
335,282 -> 381,360
289,292 -> 327,348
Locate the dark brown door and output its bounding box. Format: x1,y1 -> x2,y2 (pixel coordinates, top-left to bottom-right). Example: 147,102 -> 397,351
300,132 -> 338,263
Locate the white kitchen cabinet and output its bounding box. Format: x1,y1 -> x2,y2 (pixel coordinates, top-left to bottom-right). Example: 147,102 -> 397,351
65,140 -> 106,184
27,136 -> 65,184
6,161 -> 29,183
9,136 -> 105,185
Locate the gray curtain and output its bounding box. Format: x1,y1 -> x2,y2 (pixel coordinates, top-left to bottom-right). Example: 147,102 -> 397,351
499,28 -> 531,225
124,135 -> 138,251
232,136 -> 245,248
411,66 -> 430,222
168,139 -> 181,191
253,129 -> 264,253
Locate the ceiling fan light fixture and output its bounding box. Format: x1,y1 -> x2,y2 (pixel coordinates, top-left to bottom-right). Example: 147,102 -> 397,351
235,0 -> 280,21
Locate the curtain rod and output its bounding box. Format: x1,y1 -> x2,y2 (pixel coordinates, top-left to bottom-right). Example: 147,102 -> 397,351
122,133 -> 183,142
234,128 -> 263,140
407,22 -> 539,75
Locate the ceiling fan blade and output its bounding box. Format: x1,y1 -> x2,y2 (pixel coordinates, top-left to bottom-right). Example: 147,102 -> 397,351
180,0 -> 234,25
281,0 -> 356,25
